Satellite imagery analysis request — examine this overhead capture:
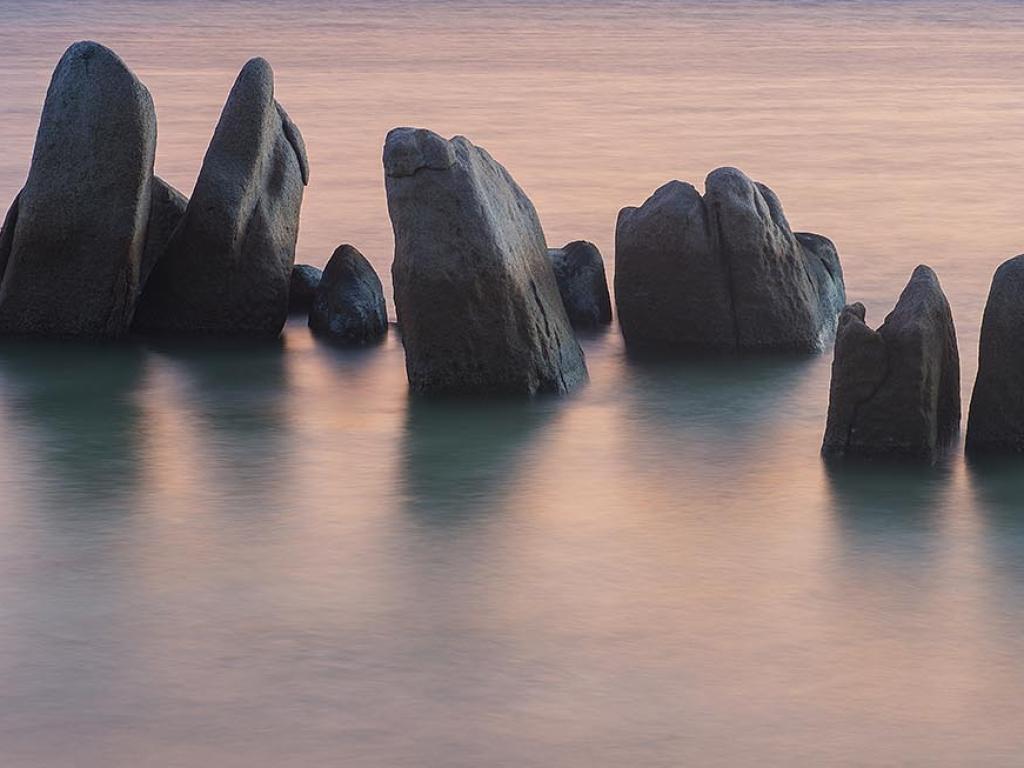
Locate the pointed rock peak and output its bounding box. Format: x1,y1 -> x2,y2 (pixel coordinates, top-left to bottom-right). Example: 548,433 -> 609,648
47,40 -> 154,119
236,56 -> 275,100
57,40 -> 139,78
705,166 -> 752,191
216,57 -> 275,131
704,167 -> 787,229
384,127 -> 457,178
881,265 -> 946,331
323,244 -> 373,282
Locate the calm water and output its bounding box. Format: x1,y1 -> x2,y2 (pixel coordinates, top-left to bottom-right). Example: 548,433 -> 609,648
2,1 -> 1024,765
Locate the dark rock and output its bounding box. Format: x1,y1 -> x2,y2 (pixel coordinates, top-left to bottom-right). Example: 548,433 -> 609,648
614,168 -> 845,353
139,177 -> 188,293
796,232 -> 845,324
289,264 -> 322,313
0,41 -> 157,337
616,181 -> 730,350
547,240 -> 612,328
384,127 -> 587,395
822,265 -> 960,461
308,245 -> 387,345
0,193 -> 19,282
134,57 -> 308,337
966,255 -> 1024,454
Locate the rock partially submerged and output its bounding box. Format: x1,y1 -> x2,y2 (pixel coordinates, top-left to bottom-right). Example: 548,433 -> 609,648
614,169 -> 844,354
308,245 -> 387,345
822,266 -> 960,461
966,255 -> 1024,454
140,177 -> 188,293
547,240 -> 612,328
289,264 -> 322,313
135,57 -> 308,337
384,127 -> 587,395
0,41 -> 157,337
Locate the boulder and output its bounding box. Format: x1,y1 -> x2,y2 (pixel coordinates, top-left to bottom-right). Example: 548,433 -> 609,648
139,177 -> 188,293
966,255 -> 1024,454
384,127 -> 587,395
0,41 -> 157,337
134,57 -> 308,337
289,264 -> 322,313
308,245 -> 387,345
822,265 -> 960,461
547,240 -> 612,328
614,168 -> 844,353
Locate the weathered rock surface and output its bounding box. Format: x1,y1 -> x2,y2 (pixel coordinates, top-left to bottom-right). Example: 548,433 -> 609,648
384,127 -> 587,395
966,255 -> 1024,454
547,240 -> 612,328
614,168 -> 845,353
0,41 -> 157,337
134,57 -> 308,337
140,177 -> 188,293
308,245 -> 387,345
0,195 -> 20,281
289,264 -> 322,313
822,265 -> 960,461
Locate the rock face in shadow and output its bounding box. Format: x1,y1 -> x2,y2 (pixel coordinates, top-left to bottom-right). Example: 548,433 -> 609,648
966,255 -> 1024,454
308,245 -> 387,345
384,127 -> 587,395
288,264 -> 322,313
0,41 -> 157,337
140,177 -> 188,293
822,265 -> 960,461
547,240 -> 612,328
134,57 -> 308,337
614,168 -> 845,354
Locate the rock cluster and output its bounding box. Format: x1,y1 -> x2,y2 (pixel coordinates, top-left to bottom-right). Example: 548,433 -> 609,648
822,266 -> 960,462
547,240 -> 612,328
0,43 -> 308,341
384,127 -> 587,395
308,245 -> 388,345
615,168 -> 845,353
17,42 -> 1022,452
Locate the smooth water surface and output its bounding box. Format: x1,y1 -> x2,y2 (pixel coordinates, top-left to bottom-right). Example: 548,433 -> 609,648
2,1 -> 1024,765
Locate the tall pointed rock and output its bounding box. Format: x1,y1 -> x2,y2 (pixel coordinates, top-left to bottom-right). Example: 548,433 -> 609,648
822,266 -> 960,461
134,57 -> 308,337
0,42 -> 157,337
384,127 -> 587,395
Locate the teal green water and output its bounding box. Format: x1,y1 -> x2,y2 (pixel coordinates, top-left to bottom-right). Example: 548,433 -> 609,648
2,1 -> 1024,765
